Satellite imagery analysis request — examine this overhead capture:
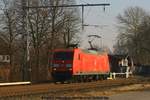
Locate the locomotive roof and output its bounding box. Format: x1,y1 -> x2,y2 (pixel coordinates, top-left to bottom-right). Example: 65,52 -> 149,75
53,48 -> 74,52
82,49 -> 107,55
53,48 -> 108,55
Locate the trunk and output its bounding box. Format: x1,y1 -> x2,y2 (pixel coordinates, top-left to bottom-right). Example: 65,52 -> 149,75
63,32 -> 67,47
47,7 -> 56,69
35,46 -> 40,81
67,28 -> 70,46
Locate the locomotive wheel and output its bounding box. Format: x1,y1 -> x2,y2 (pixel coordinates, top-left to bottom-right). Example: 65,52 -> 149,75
72,76 -> 77,83
60,81 -> 65,84
77,75 -> 84,82
95,75 -> 99,81
53,80 -> 58,84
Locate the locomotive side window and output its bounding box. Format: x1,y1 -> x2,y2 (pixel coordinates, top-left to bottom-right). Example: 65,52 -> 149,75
53,52 -> 74,60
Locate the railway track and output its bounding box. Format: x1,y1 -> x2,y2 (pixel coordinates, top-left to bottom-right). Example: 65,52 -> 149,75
0,77 -> 150,98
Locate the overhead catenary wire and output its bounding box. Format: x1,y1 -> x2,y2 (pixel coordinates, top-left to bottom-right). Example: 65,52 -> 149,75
23,3 -> 109,30
24,4 -> 110,9
0,3 -> 110,31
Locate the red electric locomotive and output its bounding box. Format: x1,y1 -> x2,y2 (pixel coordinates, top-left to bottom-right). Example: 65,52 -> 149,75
51,48 -> 110,82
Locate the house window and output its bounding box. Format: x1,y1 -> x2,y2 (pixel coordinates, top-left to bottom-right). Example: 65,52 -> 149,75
0,55 -> 2,61
6,55 -> 10,60
2,55 -> 5,60
0,55 -> 10,63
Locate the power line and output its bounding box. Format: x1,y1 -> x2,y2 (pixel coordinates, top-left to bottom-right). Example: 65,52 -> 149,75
24,3 -> 110,8
83,24 -> 108,28
1,3 -> 110,31
24,3 -> 110,30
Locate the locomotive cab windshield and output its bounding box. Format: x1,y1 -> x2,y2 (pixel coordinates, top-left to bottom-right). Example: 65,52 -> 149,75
53,52 -> 74,61
51,50 -> 74,81
52,51 -> 74,68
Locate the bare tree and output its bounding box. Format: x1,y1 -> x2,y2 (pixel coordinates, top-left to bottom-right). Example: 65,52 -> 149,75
26,0 -> 80,81
116,6 -> 150,64
62,7 -> 80,47
0,0 -> 18,66
0,0 -> 81,82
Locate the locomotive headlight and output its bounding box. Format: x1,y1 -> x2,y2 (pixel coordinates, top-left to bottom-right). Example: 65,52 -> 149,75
66,64 -> 72,68
69,68 -> 72,71
53,68 -> 56,70
53,64 -> 59,67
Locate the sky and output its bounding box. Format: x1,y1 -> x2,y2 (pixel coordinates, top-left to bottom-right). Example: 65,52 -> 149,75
76,0 -> 150,50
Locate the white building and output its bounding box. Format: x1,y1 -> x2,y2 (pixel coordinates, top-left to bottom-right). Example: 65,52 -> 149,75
0,55 -> 10,63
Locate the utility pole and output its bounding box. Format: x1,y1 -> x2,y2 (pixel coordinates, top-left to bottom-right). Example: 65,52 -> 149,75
82,5 -> 84,30
21,0 -> 30,81
26,0 -> 30,82
21,0 -> 26,81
